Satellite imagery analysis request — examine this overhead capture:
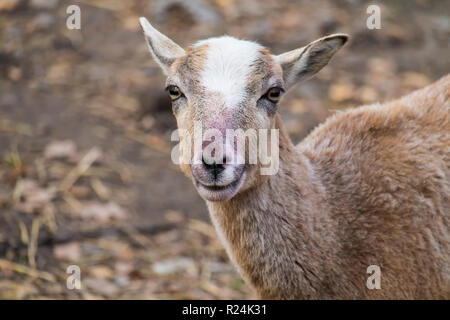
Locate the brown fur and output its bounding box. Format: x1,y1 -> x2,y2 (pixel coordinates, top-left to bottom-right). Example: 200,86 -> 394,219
139,20 -> 449,298
208,75 -> 450,299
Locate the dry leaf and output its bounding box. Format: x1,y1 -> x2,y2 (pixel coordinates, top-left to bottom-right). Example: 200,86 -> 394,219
90,265 -> 114,279
329,82 -> 355,102
288,99 -> 307,114
53,242 -> 81,261
402,72 -> 431,88
357,86 -> 379,103
79,201 -> 127,222
46,63 -> 71,85
84,277 -> 120,297
12,179 -> 56,214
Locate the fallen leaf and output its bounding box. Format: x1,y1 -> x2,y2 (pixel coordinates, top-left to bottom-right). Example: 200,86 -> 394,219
84,277 -> 120,297
12,179 -> 56,214
112,93 -> 140,113
69,185 -> 91,200
120,14 -> 141,31
288,99 -> 307,114
90,265 -> 114,279
357,86 -> 379,103
402,72 -> 431,88
46,63 -> 71,85
79,201 -> 127,222
329,82 -> 355,102
0,280 -> 38,299
53,242 -> 81,262
114,261 -> 134,276
152,257 -> 197,276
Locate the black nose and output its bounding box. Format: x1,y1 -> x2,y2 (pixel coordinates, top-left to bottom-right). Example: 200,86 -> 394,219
202,156 -> 226,179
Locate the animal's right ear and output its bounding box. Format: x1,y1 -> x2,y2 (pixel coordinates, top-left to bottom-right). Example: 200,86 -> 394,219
139,17 -> 185,75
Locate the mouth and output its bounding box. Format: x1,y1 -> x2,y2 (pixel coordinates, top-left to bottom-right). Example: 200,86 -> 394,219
195,170 -> 246,202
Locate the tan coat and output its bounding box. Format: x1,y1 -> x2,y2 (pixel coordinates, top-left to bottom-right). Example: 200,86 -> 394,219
209,75 -> 450,299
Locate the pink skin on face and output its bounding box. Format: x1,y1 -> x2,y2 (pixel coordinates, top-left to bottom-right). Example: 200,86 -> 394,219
191,112 -> 247,202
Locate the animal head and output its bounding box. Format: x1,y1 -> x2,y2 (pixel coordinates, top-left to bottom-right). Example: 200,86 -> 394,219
139,17 -> 348,202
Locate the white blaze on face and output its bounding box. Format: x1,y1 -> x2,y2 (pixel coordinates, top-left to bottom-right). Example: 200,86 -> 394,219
196,36 -> 264,109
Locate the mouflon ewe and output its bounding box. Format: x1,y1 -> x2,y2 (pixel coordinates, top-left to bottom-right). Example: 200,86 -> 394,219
139,17 -> 449,299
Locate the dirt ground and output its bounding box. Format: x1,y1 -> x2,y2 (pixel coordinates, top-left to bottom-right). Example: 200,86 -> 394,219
0,0 -> 448,299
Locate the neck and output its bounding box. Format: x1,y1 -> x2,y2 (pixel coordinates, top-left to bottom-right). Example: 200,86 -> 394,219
206,115 -> 331,299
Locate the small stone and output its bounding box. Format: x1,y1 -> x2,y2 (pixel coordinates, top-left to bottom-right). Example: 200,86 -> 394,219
30,0 -> 59,9
152,257 -> 197,275
1,93 -> 18,107
204,261 -> 233,274
141,115 -> 155,130
44,140 -> 77,160
8,67 -> 22,81
114,276 -> 130,287
84,278 -> 120,297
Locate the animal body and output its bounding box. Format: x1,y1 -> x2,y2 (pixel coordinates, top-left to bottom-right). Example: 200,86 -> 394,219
139,17 -> 449,299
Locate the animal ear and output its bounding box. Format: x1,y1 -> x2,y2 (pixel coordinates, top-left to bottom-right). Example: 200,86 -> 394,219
139,17 -> 185,75
274,34 -> 348,89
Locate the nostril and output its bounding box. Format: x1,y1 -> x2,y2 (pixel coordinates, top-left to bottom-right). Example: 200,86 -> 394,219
202,156 -> 213,169
202,156 -> 226,178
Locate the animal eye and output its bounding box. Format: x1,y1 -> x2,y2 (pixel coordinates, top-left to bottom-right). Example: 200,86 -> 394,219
264,87 -> 283,103
167,85 -> 183,101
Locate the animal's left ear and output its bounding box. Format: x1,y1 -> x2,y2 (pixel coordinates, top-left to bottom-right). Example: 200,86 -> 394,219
139,17 -> 185,75
275,34 -> 348,89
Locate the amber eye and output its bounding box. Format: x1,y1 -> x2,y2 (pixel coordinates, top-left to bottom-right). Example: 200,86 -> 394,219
167,85 -> 183,101
265,87 -> 282,103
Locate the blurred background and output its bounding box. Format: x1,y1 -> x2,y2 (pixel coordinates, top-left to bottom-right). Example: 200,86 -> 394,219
0,0 -> 448,299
